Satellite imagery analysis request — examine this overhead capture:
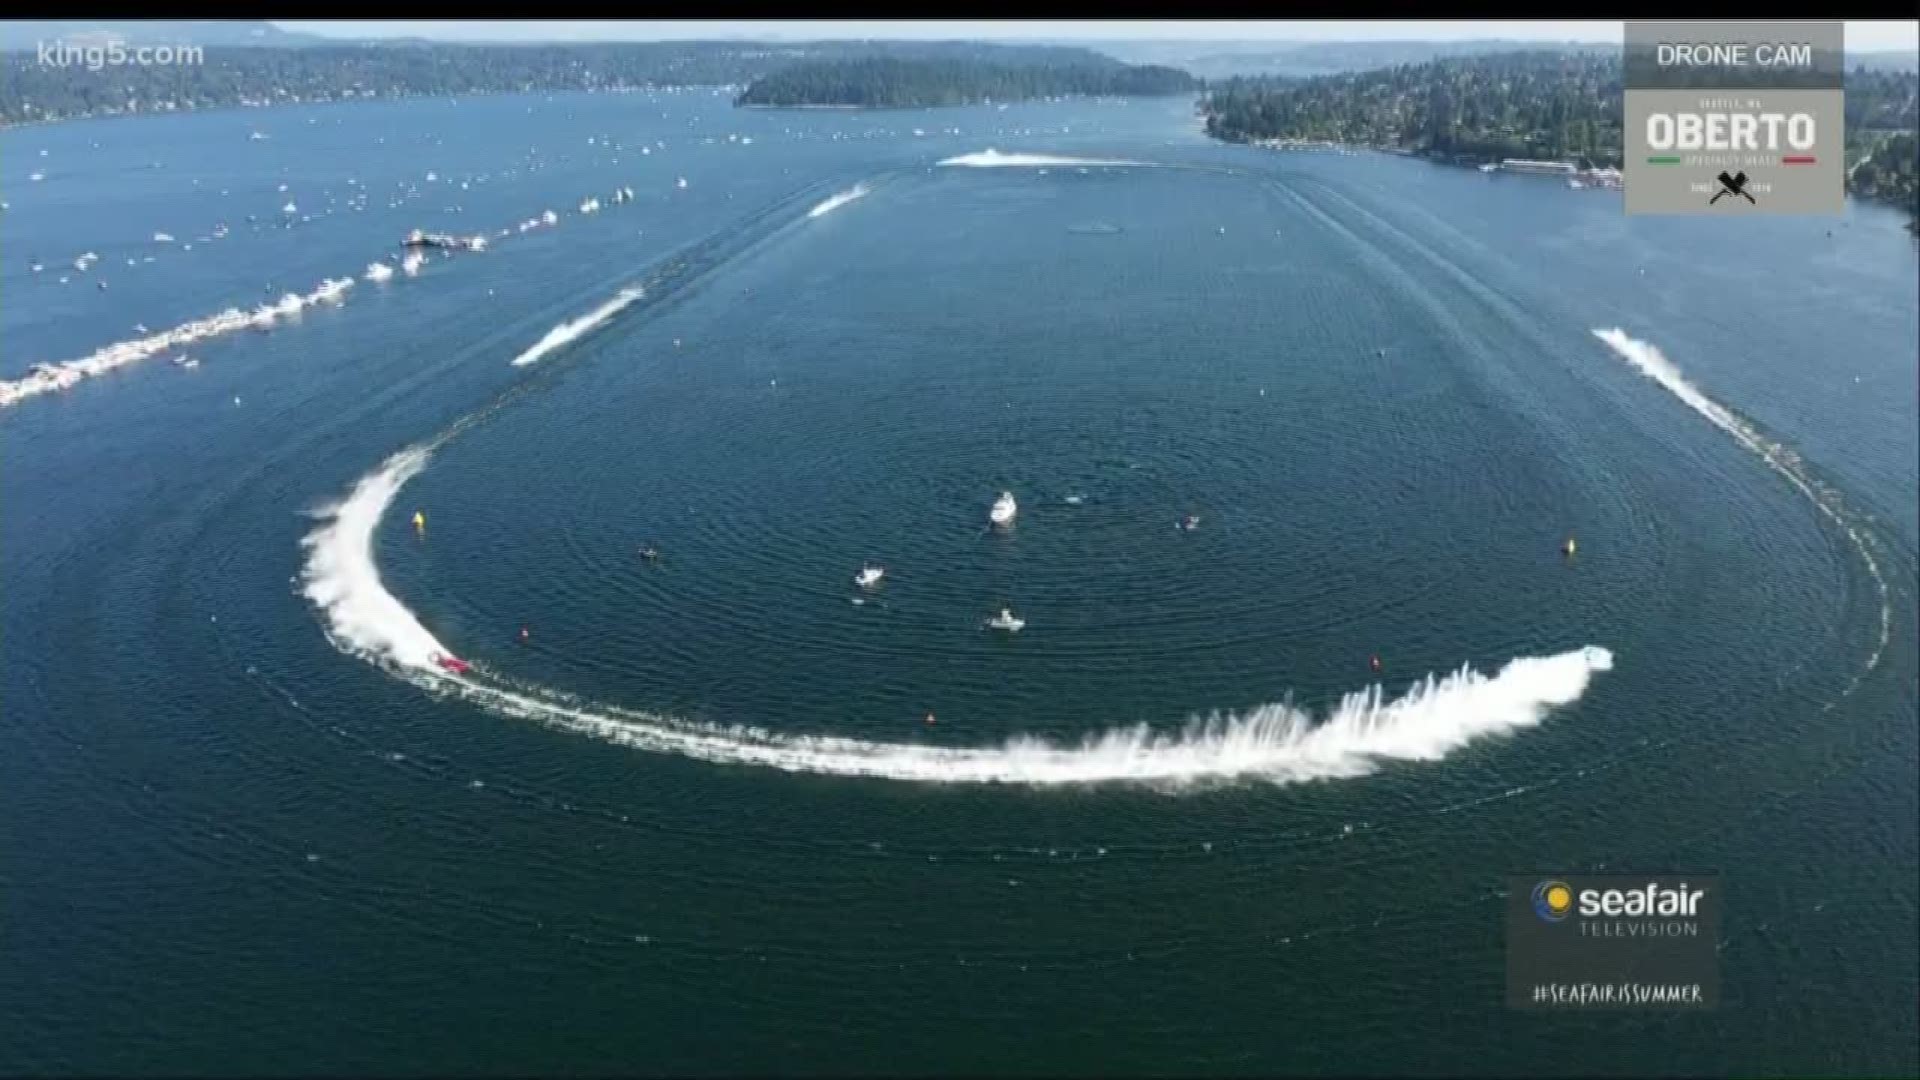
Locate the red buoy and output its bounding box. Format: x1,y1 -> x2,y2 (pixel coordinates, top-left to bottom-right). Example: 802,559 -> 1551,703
925,713 -> 937,726
1370,655 -> 1382,673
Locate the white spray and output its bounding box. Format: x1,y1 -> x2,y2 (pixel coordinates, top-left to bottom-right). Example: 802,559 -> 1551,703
2,274 -> 355,408
937,149 -> 1151,169
806,182 -> 870,219
1592,328 -> 1890,679
301,446 -> 1614,788
510,286 -> 646,367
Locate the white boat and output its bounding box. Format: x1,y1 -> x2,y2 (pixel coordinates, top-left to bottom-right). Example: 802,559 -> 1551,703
854,565 -> 885,588
986,607 -> 1025,633
989,491 -> 1017,525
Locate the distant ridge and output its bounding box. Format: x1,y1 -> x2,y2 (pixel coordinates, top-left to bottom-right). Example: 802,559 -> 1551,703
0,20 -> 328,51
1078,38 -> 1615,79
0,38 -> 1184,127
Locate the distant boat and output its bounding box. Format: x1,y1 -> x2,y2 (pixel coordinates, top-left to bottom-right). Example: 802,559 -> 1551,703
986,607 -> 1025,633
990,491 -> 1017,526
855,564 -> 885,588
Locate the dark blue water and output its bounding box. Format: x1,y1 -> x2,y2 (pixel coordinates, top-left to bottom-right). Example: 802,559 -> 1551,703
3,89 -> 1916,1076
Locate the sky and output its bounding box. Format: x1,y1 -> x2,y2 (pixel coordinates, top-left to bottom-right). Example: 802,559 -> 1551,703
278,20 -> 1920,52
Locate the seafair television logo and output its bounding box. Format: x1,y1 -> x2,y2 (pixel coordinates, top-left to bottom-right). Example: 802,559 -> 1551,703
1507,873 -> 1721,1010
1625,22 -> 1844,215
1531,879 -> 1707,934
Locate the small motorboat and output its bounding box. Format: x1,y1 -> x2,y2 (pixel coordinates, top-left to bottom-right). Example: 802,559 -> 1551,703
433,653 -> 471,674
990,491 -> 1017,526
639,545 -> 661,562
986,607 -> 1025,633
855,564 -> 885,588
1177,514 -> 1201,532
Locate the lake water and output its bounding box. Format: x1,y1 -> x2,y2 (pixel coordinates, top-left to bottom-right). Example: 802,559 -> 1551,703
3,89 -> 1915,1075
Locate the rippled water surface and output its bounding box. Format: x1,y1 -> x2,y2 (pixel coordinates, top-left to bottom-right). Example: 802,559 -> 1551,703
3,89 -> 1916,1075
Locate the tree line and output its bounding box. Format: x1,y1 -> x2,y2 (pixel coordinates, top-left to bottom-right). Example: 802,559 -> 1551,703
735,56 -> 1198,108
0,40 -> 1175,126
1201,51 -> 1917,218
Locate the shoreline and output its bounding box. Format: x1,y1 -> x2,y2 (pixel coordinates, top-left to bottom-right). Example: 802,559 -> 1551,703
0,82 -> 739,134
3,85 -> 1183,133
736,91 -> 1195,113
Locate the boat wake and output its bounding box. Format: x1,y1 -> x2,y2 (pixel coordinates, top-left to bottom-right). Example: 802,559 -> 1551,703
1591,328 -> 1892,685
301,445 -> 1614,788
4,180 -> 654,411
937,149 -> 1151,169
806,182 -> 870,219
300,446 -> 450,670
510,286 -> 647,367
1,275 -> 355,408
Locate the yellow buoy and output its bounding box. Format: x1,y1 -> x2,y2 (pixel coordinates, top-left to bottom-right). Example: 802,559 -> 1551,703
412,510 -> 426,532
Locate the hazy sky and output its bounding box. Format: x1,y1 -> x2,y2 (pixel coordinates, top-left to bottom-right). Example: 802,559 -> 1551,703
278,20 -> 1920,51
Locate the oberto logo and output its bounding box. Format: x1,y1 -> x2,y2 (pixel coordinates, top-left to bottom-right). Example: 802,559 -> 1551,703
1710,170 -> 1757,206
1533,879 -> 1575,922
